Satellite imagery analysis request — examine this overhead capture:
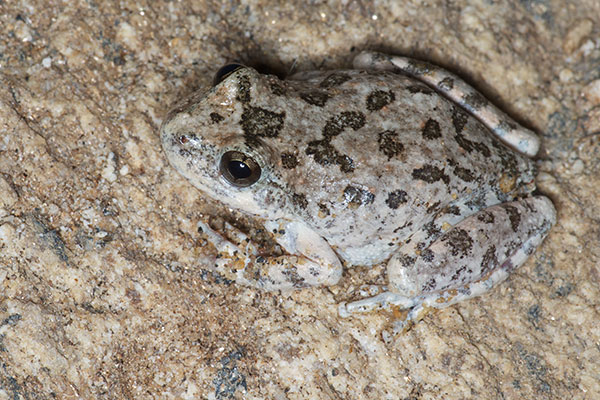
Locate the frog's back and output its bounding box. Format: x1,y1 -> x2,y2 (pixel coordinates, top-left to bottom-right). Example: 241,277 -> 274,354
269,70 -> 536,261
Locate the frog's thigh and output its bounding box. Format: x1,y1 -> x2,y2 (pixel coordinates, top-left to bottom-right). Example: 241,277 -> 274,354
340,196 -> 555,322
353,51 -> 540,157
388,196 -> 556,300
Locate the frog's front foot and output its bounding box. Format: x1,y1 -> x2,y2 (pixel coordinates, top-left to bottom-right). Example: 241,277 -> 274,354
198,219 -> 343,291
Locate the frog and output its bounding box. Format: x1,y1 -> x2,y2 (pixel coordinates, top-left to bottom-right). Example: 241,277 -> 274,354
160,51 -> 556,330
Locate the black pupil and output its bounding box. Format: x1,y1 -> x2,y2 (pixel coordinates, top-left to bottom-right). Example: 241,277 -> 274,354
228,160 -> 251,179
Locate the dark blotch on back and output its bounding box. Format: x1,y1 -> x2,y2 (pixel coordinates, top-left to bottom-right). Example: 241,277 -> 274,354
281,152 -> 299,169
422,118 -> 442,140
455,132 -> 491,157
451,106 -> 469,134
236,75 -> 251,103
319,73 -> 351,88
366,90 -> 395,111
300,91 -> 330,107
306,140 -> 334,165
306,111 -> 365,173
412,165 -> 450,184
210,112 -> 224,123
386,190 -> 408,209
344,185 -> 375,207
378,130 -> 404,159
323,111 -> 366,138
240,106 -> 285,138
305,140 -> 355,173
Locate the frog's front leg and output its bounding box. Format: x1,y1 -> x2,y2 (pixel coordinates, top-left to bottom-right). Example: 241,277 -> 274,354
199,219 -> 343,290
340,196 -> 556,328
354,51 -> 540,157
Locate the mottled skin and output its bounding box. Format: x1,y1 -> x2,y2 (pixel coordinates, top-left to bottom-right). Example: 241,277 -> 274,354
161,51 -> 556,329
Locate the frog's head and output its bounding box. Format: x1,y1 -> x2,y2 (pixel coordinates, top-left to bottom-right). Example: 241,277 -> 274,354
160,64 -> 294,220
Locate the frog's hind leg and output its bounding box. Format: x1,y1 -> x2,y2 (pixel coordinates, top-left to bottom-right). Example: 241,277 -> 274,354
353,51 -> 540,157
339,196 -> 556,332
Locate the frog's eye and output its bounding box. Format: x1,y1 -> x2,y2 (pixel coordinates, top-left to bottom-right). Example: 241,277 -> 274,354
219,151 -> 261,187
213,63 -> 245,86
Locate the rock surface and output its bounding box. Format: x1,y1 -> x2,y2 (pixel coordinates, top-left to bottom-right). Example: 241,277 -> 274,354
0,0 -> 598,398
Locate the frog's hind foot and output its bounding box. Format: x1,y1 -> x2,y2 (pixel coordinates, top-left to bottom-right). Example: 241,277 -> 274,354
338,291 -> 431,336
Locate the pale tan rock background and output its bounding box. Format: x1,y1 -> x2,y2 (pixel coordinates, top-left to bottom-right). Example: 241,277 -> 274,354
0,0 -> 598,399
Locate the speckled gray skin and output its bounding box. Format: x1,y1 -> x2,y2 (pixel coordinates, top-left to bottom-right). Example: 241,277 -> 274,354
353,52 -> 541,156
161,51 -> 556,328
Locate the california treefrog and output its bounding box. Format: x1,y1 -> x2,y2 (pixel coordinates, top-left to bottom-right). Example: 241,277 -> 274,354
161,51 -> 556,329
